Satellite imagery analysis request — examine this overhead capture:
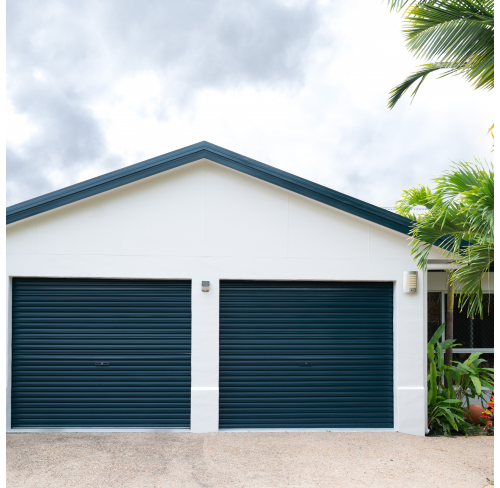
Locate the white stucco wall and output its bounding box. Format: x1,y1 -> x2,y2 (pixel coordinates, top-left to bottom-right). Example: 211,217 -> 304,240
7,159 -> 431,435
428,271 -> 494,293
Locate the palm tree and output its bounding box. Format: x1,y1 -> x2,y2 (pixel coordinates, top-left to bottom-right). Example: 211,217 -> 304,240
387,0 -> 494,109
394,160 -> 494,319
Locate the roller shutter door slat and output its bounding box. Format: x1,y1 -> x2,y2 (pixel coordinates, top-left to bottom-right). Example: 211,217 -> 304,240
219,281 -> 393,429
11,278 -> 191,428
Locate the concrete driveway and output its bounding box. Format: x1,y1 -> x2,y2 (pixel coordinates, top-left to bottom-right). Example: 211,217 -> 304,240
7,432 -> 494,488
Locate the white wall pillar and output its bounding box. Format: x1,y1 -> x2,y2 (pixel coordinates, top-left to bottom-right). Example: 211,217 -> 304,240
396,270 -> 426,436
190,276 -> 220,432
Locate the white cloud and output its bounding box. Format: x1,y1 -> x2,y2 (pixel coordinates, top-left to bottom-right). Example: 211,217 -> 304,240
6,100 -> 39,146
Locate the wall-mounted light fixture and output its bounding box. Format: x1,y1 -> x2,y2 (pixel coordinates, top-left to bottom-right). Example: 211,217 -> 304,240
202,281 -> 210,292
403,271 -> 417,293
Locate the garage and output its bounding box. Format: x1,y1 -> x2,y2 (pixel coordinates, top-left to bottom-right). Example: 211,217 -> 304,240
8,142 -> 450,435
11,278 -> 191,428
219,281 -> 394,429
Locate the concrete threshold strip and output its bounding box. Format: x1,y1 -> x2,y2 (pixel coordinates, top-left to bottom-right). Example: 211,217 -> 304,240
8,428 -> 397,433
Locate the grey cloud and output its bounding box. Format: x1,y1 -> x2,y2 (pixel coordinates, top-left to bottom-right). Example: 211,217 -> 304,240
97,0 -> 320,90
7,0 -> 323,205
7,83 -> 113,202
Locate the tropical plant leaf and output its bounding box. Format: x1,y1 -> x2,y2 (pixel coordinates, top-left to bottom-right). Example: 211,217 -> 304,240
480,379 -> 494,390
471,376 -> 482,396
428,343 -> 438,405
455,362 -> 477,375
429,323 -> 446,344
388,62 -> 460,109
436,340 -> 444,370
445,372 -> 455,398
467,352 -> 482,362
395,160 -> 494,318
387,0 -> 494,107
386,0 -> 417,11
441,407 -> 459,430
440,339 -> 459,350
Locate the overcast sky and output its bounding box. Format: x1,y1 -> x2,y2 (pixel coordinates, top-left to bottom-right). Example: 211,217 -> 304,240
7,0 -> 494,208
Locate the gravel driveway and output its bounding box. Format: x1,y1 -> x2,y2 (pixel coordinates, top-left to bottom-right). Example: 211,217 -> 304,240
7,432 -> 494,488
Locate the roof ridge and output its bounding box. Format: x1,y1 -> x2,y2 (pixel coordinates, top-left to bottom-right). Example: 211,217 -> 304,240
6,141 -> 414,234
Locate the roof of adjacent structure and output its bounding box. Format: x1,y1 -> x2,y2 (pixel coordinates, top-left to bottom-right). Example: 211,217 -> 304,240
6,141 -> 414,233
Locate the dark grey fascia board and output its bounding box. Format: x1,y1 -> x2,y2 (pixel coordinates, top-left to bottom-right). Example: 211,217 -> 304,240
6,142 -> 208,224
6,141 -> 414,234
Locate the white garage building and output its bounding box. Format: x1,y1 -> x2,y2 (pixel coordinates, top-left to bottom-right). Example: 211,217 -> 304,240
8,142 -> 489,436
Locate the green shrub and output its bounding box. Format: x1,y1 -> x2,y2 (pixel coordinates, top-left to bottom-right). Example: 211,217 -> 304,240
427,323 -> 494,435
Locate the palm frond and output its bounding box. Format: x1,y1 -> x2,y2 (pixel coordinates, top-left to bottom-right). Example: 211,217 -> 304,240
404,1 -> 494,90
395,160 -> 494,317
487,123 -> 494,151
451,243 -> 492,317
405,2 -> 494,60
394,185 -> 434,217
387,0 -> 494,107
388,62 -> 460,109
387,0 -> 417,12
386,0 -> 436,12
433,160 -> 494,245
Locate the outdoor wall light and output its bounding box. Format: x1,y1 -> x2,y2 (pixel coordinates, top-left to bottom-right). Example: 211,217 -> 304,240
202,281 -> 210,292
403,271 -> 417,293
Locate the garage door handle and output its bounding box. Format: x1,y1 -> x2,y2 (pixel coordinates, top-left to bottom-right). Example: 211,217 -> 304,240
95,362 -> 109,366
299,362 -> 313,366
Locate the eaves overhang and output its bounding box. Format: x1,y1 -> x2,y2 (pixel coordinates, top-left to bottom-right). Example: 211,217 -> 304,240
6,141 -> 415,234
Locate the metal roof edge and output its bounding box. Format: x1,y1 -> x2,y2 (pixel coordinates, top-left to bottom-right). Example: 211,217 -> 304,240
6,141 -> 414,234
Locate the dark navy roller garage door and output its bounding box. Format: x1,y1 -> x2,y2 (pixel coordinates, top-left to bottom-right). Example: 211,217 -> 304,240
219,281 -> 393,429
11,278 -> 191,428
